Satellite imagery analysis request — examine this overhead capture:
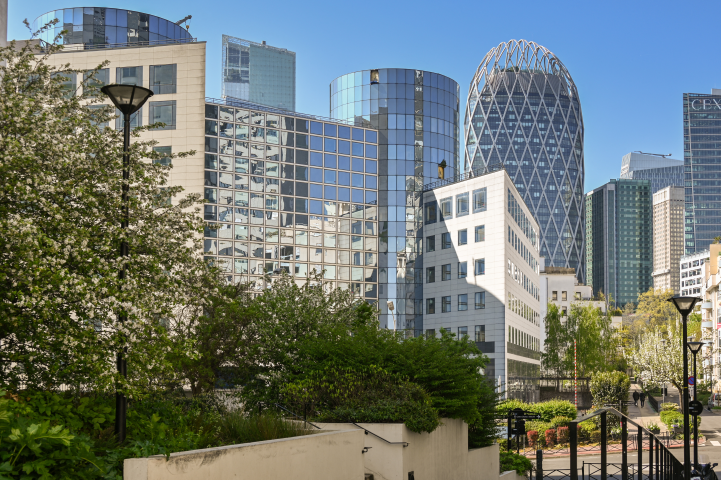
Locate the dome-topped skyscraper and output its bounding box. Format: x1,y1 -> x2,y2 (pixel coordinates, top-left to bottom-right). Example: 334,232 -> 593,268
465,40 -> 585,281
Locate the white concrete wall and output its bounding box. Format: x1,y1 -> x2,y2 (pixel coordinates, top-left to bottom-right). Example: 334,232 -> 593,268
124,429 -> 365,480
317,419 -> 499,480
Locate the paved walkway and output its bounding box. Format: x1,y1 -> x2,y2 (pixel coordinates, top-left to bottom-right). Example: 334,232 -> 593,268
627,384 -> 665,431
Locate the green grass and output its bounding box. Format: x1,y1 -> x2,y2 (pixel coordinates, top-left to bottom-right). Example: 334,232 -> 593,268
215,411 -> 318,446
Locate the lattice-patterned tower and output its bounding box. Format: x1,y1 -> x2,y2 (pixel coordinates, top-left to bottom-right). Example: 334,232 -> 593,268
465,40 -> 585,282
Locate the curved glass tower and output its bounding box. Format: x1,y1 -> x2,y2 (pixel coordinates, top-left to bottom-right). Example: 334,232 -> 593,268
465,40 -> 585,281
32,7 -> 193,46
331,69 -> 460,332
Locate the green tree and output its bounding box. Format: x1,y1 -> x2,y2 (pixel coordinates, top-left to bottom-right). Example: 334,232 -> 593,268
541,304 -> 572,377
0,34 -> 208,395
635,288 -> 679,330
589,371 -> 631,413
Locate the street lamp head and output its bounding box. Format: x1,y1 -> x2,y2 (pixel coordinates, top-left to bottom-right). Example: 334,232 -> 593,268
667,295 -> 699,317
687,341 -> 704,354
101,84 -> 153,116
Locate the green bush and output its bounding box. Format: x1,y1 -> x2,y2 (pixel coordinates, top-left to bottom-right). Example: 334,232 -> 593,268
216,411 -> 316,445
590,371 -> 630,412
496,399 -> 530,419
660,403 -> 679,412
282,365 -> 440,433
531,399 -> 576,422
660,410 -> 701,432
550,416 -> 573,428
590,430 -> 602,443
500,451 -> 533,475
646,422 -> 661,434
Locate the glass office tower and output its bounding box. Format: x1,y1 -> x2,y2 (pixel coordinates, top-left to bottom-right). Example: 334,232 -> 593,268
683,90 -> 721,254
33,7 -> 193,45
586,179 -> 652,307
619,152 -> 683,193
222,35 -> 296,111
330,69 -> 461,333
203,99 -> 379,297
465,40 -> 585,282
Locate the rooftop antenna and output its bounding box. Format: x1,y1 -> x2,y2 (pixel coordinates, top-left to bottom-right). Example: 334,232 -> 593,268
634,151 -> 673,158
175,15 -> 192,31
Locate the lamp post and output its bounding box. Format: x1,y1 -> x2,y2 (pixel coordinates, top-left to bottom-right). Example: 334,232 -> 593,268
668,295 -> 700,480
101,84 -> 153,443
687,337 -> 704,467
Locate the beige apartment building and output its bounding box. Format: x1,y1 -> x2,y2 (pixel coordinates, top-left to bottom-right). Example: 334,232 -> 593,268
652,186 -> 684,293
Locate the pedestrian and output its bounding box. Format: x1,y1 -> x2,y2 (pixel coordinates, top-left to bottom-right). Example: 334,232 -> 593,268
640,392 -> 646,408
633,390 -> 640,406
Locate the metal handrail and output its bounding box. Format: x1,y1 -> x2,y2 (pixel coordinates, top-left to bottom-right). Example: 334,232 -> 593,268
350,422 -> 409,447
422,163 -> 506,191
273,403 -> 321,429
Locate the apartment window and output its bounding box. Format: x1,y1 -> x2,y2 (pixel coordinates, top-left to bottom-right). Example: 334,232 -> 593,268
426,298 -> 435,314
458,294 -> 468,311
426,235 -> 436,252
425,328 -> 435,338
458,262 -> 467,279
53,72 -> 76,98
440,197 -> 452,220
456,193 -> 469,217
474,259 -> 485,276
441,232 -> 451,249
153,146 -> 172,166
83,68 -> 109,97
475,225 -> 485,242
426,266 -> 436,283
562,306 -> 567,316
458,229 -> 467,246
562,291 -> 567,301
149,101 -> 177,130
575,292 -> 581,300
425,202 -> 437,224
473,188 -> 487,213
474,325 -> 485,342
149,64 -> 177,94
117,66 -> 143,86
475,291 -> 486,309
441,296 -> 451,313
458,326 -> 468,337
442,264 -> 451,281
552,291 -> 558,301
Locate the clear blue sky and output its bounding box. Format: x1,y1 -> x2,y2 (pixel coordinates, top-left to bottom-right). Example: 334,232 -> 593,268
8,0 -> 721,193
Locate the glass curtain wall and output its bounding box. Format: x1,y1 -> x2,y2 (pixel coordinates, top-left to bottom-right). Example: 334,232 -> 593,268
330,69 -> 460,334
204,101 -> 379,298
33,8 -> 192,46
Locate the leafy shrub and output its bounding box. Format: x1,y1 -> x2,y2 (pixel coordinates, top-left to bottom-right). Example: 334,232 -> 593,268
216,411 -> 316,445
500,451 -> 533,475
545,428 -> 557,447
527,430 -> 539,448
660,411 -> 701,432
282,365 -> 440,433
646,422 -> 661,434
661,403 -> 679,412
557,426 -> 569,444
590,371 -> 630,413
578,420 -> 596,441
496,399 -> 530,419
531,400 -> 576,422
551,416 -> 573,428
590,430 -> 602,443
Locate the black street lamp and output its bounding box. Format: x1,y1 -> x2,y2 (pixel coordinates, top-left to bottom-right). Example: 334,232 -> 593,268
668,295 -> 700,480
687,337 -> 704,467
101,84 -> 153,443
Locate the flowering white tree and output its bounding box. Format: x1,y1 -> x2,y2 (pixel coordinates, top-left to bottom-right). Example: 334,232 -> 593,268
0,25 -> 211,396
626,320 -> 704,394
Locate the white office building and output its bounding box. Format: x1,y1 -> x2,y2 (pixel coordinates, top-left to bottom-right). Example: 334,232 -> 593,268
421,168 -> 541,401
681,250 -> 710,298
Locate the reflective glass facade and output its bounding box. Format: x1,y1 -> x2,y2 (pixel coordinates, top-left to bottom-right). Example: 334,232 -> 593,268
222,35 -> 296,111
330,69 -> 461,332
33,8 -> 192,45
683,92 -> 721,254
465,40 -> 585,282
204,100 -> 379,297
585,179 -> 652,307
619,152 -> 683,194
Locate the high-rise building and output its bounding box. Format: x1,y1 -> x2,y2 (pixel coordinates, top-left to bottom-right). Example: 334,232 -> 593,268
422,168 -> 541,400
221,35 -> 295,111
684,89 -> 721,255
585,179 -> 652,307
465,40 -> 585,282
619,152 -> 683,193
1,0 -> 8,48
33,7 -> 378,298
330,69 -> 461,332
652,186 -> 684,293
